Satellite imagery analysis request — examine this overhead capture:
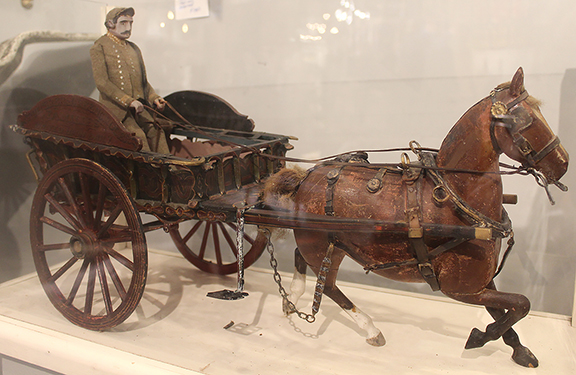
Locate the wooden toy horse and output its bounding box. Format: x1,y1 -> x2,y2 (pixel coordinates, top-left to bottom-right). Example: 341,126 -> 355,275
263,68 -> 568,367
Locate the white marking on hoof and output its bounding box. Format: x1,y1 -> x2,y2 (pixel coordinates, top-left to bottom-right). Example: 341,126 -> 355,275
345,306 -> 385,346
367,332 -> 386,347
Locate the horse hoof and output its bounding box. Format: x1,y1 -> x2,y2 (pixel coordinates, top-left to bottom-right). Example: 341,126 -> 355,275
465,328 -> 485,349
366,332 -> 386,347
512,346 -> 539,368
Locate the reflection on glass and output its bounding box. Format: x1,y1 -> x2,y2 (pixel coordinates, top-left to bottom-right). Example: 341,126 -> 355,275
307,23 -> 326,34
299,35 -> 322,42
335,0 -> 370,25
182,24 -> 189,33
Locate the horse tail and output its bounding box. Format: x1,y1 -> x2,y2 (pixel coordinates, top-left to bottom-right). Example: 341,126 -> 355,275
263,166 -> 307,208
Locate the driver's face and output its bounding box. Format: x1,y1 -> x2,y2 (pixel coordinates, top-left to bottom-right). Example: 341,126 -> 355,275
109,15 -> 133,40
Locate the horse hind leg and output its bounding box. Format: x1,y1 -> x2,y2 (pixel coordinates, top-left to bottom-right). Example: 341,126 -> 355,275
282,248 -> 308,315
319,248 -> 385,347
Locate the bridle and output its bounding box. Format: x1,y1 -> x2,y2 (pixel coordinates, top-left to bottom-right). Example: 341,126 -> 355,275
489,87 -> 567,203
489,88 -> 562,169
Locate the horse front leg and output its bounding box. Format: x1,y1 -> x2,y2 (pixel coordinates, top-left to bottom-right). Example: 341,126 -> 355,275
483,281 -> 539,367
444,283 -> 537,367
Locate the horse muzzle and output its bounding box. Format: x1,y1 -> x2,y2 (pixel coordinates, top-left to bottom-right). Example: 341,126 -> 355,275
536,143 -> 569,187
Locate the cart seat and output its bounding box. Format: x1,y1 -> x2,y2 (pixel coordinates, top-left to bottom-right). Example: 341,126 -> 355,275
17,94 -> 143,151
164,90 -> 255,132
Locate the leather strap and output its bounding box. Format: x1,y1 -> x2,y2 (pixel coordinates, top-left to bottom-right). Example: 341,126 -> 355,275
366,168 -> 388,193
405,168 -> 441,291
325,167 -> 342,216
532,135 -> 560,165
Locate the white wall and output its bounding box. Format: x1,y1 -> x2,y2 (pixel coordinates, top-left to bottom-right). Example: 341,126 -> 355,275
1,0 -> 575,316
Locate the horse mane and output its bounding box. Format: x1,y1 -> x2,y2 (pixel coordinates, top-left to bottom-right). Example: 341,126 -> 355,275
494,81 -> 542,109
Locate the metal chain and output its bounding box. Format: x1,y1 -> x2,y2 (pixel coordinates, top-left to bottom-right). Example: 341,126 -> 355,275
262,229 -> 316,323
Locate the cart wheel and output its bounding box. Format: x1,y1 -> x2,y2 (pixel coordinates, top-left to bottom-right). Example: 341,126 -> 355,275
30,158 -> 147,330
169,220 -> 266,275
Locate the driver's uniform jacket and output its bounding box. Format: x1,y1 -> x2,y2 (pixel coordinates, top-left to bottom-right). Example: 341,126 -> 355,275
89,33 -> 161,121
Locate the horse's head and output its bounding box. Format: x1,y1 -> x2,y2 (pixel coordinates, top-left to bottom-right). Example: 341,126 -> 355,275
490,67 -> 569,186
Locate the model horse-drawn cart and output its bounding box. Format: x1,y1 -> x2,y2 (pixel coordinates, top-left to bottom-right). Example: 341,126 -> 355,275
11,69 -> 570,367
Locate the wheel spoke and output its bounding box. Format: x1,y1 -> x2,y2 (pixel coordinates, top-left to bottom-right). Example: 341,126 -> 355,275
212,223 -> 223,266
48,257 -> 78,283
79,173 -> 94,227
38,242 -> 71,252
217,222 -> 237,257
102,253 -> 127,301
105,247 -> 135,271
44,193 -> 81,231
40,216 -> 77,236
96,255 -> 114,315
67,259 -> 89,305
94,181 -> 107,232
226,222 -> 255,245
183,221 -> 203,243
98,205 -> 123,238
171,219 -> 266,275
57,177 -> 87,229
102,232 -> 134,245
198,222 -> 211,260
84,262 -> 97,315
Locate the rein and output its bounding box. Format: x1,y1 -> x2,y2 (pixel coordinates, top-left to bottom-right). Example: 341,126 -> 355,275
149,96 -> 564,202
144,102 -> 264,154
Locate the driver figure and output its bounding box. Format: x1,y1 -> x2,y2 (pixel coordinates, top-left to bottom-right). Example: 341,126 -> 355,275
90,7 -> 169,153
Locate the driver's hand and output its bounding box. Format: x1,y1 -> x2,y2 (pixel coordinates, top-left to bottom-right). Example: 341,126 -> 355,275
154,98 -> 167,111
130,100 -> 144,114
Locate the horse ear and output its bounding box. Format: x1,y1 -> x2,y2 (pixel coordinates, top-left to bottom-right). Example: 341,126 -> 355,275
510,67 -> 525,96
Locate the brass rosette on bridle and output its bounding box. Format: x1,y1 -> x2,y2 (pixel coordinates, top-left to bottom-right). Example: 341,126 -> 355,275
491,101 -> 508,117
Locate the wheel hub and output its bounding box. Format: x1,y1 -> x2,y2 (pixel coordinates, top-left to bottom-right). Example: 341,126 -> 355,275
69,233 -> 98,260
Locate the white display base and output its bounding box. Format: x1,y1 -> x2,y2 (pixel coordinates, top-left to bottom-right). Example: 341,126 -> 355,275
0,249 -> 574,375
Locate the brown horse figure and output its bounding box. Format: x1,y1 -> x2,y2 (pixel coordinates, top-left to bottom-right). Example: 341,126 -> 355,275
263,68 -> 568,367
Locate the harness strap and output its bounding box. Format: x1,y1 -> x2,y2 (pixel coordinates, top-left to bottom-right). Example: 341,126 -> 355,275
419,151 -> 512,237
311,242 -> 334,316
489,90 -> 561,171
366,168 -> 388,193
532,136 -> 560,165
325,167 -> 342,216
363,237 -> 468,273
411,238 -> 440,291
405,167 -> 441,291
308,168 -> 345,316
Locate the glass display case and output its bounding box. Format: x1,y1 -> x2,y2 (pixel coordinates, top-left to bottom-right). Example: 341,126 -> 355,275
0,1 -> 574,374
